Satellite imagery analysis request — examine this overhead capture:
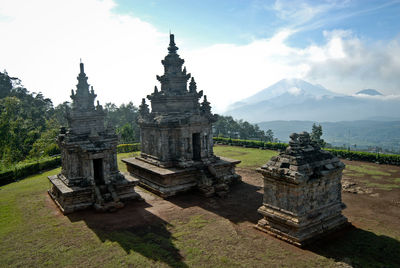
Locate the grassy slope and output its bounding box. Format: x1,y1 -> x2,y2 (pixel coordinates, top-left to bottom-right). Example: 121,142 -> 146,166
1,149 -> 399,267
213,145 -> 278,168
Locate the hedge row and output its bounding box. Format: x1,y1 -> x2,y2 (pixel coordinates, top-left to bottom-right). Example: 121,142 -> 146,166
213,137 -> 288,151
0,144 -> 141,187
325,149 -> 400,166
117,143 -> 140,153
213,137 -> 400,166
0,156 -> 61,186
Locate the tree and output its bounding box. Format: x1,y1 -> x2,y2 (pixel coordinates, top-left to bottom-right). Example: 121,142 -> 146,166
212,115 -> 270,141
310,123 -> 326,147
0,71 -> 56,164
117,123 -> 136,144
29,118 -> 60,158
104,102 -> 140,143
265,129 -> 275,142
0,71 -> 12,99
52,102 -> 70,126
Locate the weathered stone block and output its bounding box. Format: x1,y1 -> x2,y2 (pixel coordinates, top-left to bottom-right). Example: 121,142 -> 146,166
255,132 -> 348,246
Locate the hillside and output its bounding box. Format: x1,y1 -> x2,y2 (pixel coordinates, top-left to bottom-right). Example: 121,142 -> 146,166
257,120 -> 400,151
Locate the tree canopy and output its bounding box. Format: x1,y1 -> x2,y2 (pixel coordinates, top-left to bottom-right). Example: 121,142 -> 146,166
213,115 -> 276,142
0,70 -> 276,167
310,123 -> 326,147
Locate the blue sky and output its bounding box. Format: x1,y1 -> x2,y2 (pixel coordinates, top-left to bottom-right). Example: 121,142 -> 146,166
113,0 -> 400,48
0,0 -> 399,112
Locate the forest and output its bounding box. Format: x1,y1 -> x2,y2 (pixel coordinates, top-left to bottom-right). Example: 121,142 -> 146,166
0,71 -> 273,169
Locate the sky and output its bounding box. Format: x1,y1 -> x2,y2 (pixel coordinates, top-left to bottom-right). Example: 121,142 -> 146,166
0,0 -> 399,112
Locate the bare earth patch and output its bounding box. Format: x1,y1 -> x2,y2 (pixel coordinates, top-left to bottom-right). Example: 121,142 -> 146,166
45,164 -> 400,267
1,155 -> 400,267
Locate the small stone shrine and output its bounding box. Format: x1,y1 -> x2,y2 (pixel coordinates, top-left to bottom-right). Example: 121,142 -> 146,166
256,132 -> 348,246
48,62 -> 140,214
123,34 -> 241,197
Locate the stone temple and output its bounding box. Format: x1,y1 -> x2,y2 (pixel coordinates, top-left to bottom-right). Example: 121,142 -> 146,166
256,132 -> 348,246
123,34 -> 241,197
48,62 -> 140,214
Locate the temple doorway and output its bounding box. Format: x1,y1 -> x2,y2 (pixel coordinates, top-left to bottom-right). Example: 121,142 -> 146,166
192,133 -> 201,160
93,158 -> 104,185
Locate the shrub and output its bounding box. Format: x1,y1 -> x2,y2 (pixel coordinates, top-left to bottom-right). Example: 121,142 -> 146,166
213,137 -> 288,151
116,143 -> 141,153
0,143 -> 141,187
325,149 -> 400,166
0,156 -> 61,186
213,137 -> 400,166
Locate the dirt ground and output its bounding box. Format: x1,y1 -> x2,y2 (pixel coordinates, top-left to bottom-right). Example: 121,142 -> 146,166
53,161 -> 400,267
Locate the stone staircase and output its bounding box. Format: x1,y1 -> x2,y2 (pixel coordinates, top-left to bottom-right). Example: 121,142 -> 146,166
93,183 -> 124,212
198,164 -> 229,197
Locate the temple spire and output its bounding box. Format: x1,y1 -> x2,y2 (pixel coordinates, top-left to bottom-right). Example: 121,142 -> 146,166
189,77 -> 197,93
201,95 -> 212,115
139,98 -> 150,119
72,61 -> 96,111
168,33 -> 178,54
80,60 -> 84,74
76,61 -> 89,91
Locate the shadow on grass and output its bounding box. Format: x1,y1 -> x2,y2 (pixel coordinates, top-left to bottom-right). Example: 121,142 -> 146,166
167,180 -> 264,224
67,201 -> 188,268
306,225 -> 400,267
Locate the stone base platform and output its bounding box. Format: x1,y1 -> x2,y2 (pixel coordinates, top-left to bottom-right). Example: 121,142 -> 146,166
255,203 -> 349,247
48,173 -> 140,214
122,156 -> 241,198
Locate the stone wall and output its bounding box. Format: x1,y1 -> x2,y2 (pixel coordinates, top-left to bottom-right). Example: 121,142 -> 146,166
256,132 -> 348,246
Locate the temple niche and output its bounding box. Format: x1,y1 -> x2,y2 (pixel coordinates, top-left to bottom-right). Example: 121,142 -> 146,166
123,34 -> 241,197
48,62 -> 140,214
256,132 -> 348,246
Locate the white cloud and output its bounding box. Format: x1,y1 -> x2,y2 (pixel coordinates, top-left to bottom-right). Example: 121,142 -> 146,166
271,0 -> 351,31
353,93 -> 400,101
0,0 -> 399,115
288,87 -> 302,95
0,0 -> 166,107
305,34 -> 400,96
186,29 -> 400,111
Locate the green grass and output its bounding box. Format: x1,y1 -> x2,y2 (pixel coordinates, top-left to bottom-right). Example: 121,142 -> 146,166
345,164 -> 391,176
0,164 -> 183,267
365,182 -> 400,190
117,151 -> 140,173
213,145 -> 278,168
344,163 -> 400,190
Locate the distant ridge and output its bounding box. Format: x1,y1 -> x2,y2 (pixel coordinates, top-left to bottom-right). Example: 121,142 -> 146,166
224,79 -> 400,122
257,120 -> 400,150
356,89 -> 383,96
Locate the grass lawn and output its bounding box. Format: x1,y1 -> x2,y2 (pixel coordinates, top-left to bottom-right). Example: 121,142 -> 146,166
1,147 -> 399,267
117,151 -> 140,173
213,145 -> 278,168
343,162 -> 400,190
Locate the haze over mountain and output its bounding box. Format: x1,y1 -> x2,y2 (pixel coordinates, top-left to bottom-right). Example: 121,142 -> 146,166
225,78 -> 400,123
257,120 -> 400,151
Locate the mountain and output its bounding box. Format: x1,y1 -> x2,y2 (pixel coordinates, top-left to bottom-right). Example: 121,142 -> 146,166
356,89 -> 383,96
257,120 -> 400,151
229,78 -> 337,110
225,79 -> 400,123
241,78 -> 337,104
